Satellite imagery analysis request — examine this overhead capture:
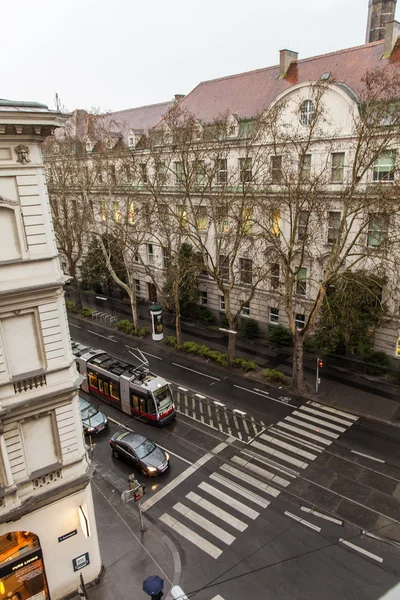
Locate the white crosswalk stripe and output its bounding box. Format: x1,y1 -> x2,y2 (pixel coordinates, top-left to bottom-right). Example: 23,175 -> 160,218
173,502 -> 236,545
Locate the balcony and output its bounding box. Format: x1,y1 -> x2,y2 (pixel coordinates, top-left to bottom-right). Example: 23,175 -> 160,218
13,374 -> 47,394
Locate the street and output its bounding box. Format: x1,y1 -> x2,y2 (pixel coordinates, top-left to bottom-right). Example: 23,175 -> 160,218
73,324 -> 400,600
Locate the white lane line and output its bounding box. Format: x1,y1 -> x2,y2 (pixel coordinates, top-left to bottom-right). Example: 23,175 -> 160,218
300,405 -> 354,427
293,410 -> 346,433
250,440 -> 308,469
160,513 -> 222,559
211,596 -> 225,600
69,323 -> 82,329
198,481 -> 260,519
351,450 -> 385,464
210,472 -> 270,509
339,538 -> 383,563
232,455 -> 290,487
275,422 -> 333,446
285,416 -> 339,439
234,385 -> 297,408
141,350 -> 162,361
141,440 -> 228,512
309,401 -> 358,421
107,416 -> 191,465
269,427 -> 324,452
301,506 -> 343,525
173,363 -> 220,381
173,502 -> 235,545
260,433 -> 317,461
220,464 -> 280,498
187,491 -> 248,532
285,511 -> 321,532
88,329 -> 118,342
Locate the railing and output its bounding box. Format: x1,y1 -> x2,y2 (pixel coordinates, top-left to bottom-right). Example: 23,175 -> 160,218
14,374 -> 47,394
91,311 -> 117,325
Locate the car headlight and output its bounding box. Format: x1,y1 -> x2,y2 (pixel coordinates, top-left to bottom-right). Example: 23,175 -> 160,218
86,427 -> 96,433
165,453 -> 170,461
147,466 -> 157,472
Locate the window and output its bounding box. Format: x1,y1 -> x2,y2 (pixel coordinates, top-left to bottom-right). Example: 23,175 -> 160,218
239,158 -> 252,183
196,206 -> 208,231
110,381 -> 120,400
298,211 -> 309,241
216,207 -> 229,233
194,160 -> 206,185
373,151 -> 395,181
113,201 -> 120,222
157,161 -> 167,177
241,302 -> 250,317
22,415 -> 58,474
300,154 -> 311,181
174,161 -> 184,185
295,313 -> 306,330
216,159 -> 228,184
2,313 -> 43,377
135,279 -> 140,293
108,164 -> 116,185
271,155 -> 283,183
300,100 -> 315,126
200,291 -> 208,305
148,244 -> 155,265
272,209 -> 280,237
163,248 -> 170,268
158,204 -> 169,223
134,253 -> 140,263
327,211 -> 341,244
219,254 -> 229,280
331,152 -> 345,183
239,258 -> 253,284
129,202 -> 135,225
139,163 -> 148,183
296,267 -> 307,296
128,136 -> 135,147
241,207 -> 253,235
367,214 -> 389,247
271,263 -> 280,289
269,307 -> 279,324
96,167 -> 103,183
219,296 -> 225,311
239,120 -> 254,138
177,206 -> 188,229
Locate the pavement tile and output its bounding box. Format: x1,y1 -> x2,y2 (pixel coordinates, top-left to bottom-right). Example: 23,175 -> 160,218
334,498 -> 390,531
314,454 -> 364,481
365,490 -> 400,521
329,476 -> 373,504
288,479 -> 342,512
358,470 -> 400,497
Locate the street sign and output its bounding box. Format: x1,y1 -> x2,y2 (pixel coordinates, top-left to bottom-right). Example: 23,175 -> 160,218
58,529 -> 77,543
72,553 -> 90,572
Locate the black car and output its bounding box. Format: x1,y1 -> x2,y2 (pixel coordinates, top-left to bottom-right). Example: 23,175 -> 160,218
79,396 -> 108,435
109,431 -> 170,476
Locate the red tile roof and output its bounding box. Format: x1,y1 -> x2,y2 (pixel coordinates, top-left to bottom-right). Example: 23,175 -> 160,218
110,100 -> 174,134
178,40 -> 400,123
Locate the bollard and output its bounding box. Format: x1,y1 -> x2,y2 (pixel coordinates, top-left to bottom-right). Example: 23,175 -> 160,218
171,586 -> 189,600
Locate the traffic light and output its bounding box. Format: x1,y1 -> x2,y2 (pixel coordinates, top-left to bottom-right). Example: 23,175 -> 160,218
318,359 -> 324,369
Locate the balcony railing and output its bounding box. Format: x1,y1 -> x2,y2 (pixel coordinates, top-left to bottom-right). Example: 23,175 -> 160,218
14,374 -> 47,394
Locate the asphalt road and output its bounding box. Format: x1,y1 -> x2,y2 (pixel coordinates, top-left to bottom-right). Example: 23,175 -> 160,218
74,324 -> 400,600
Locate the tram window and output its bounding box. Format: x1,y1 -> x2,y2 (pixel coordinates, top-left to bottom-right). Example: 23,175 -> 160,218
131,395 -> 139,411
104,382 -> 109,396
110,382 -> 120,400
139,397 -> 147,413
88,371 -> 98,389
147,397 -> 156,415
98,379 -> 104,394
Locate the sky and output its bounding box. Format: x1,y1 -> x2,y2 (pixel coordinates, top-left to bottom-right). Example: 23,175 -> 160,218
2,0 -> 397,113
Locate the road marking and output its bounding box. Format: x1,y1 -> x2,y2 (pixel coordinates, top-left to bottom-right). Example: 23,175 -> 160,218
301,506 -> 343,525
339,538 -> 383,563
260,433 -> 317,461
140,350 -> 162,360
234,385 -> 297,408
351,450 -> 385,464
195,393 -> 206,399
198,481 -> 260,519
232,455 -> 290,487
276,422 -> 333,445
300,405 -> 354,426
187,491 -> 248,532
250,440 -> 308,469
178,386 -> 188,392
210,472 -> 270,509
88,329 -> 118,342
69,323 -> 82,329
309,401 -> 358,421
285,416 -> 339,439
173,502 -> 235,545
233,409 -> 247,416
173,363 -> 220,381
211,596 -> 225,600
285,511 -> 321,532
220,464 -> 280,497
292,410 -> 346,433
141,441 -> 229,512
160,513 -> 222,559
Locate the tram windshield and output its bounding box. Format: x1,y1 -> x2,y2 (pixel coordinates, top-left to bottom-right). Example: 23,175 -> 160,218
153,384 -> 173,412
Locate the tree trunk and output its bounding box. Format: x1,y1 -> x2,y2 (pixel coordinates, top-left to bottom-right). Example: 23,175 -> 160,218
73,277 -> 83,310
174,286 -> 182,346
129,293 -> 138,329
291,332 -> 307,395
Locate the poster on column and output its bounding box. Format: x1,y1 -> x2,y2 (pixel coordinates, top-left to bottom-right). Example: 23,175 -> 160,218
0,533 -> 49,600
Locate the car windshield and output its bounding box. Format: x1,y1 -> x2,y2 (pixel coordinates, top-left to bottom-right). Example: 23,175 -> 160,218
135,439 -> 156,459
81,404 -> 99,419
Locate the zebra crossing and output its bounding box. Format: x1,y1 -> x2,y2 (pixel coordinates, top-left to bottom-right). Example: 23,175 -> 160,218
159,401 -> 358,559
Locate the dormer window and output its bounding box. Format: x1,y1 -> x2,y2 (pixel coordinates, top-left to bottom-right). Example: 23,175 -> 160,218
300,100 -> 315,126
128,136 -> 135,147
86,141 -> 92,152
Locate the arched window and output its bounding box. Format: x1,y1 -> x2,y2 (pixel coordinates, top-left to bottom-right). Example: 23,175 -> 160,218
300,100 -> 315,126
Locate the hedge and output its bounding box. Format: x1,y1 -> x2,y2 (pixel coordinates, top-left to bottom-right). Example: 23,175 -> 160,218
263,368 -> 285,382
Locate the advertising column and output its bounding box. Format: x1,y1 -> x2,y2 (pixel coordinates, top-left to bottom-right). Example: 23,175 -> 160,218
150,305 -> 164,341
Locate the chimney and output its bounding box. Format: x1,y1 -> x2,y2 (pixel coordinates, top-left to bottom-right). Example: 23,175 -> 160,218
174,94 -> 185,104
366,0 -> 397,43
279,49 -> 298,79
383,18 -> 400,54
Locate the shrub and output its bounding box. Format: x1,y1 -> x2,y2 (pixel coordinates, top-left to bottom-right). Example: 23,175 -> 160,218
197,345 -> 211,357
198,307 -> 215,324
206,350 -> 228,366
115,319 -> 135,335
220,315 -> 229,329
165,336 -> 178,347
80,308 -> 96,318
232,358 -> 257,371
303,336 -> 319,353
137,327 -> 151,337
241,318 -> 260,339
268,324 -> 293,347
181,341 -> 200,353
65,301 -> 78,314
263,368 -> 285,383
364,351 -> 391,376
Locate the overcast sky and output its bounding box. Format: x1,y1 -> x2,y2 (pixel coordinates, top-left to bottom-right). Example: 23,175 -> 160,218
2,0 -> 397,113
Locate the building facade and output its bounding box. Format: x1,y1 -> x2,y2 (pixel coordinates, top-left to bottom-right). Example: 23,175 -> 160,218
0,101 -> 101,599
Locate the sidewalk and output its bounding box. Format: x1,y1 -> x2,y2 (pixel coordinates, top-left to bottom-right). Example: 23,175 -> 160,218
70,290 -> 400,423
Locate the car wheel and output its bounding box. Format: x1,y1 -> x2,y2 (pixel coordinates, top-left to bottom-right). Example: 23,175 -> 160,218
112,449 -> 119,459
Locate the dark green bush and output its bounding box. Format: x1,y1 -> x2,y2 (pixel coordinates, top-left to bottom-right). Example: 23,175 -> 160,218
263,368 -> 285,382
65,301 -> 78,314
137,327 -> 151,337
364,351 -> 391,376
241,318 -> 260,339
115,319 -> 135,334
181,341 -> 200,353
80,308 -> 96,318
303,336 -> 319,353
232,358 -> 257,371
268,324 -> 293,347
220,315 -> 229,329
198,307 -> 215,324
165,336 -> 178,347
